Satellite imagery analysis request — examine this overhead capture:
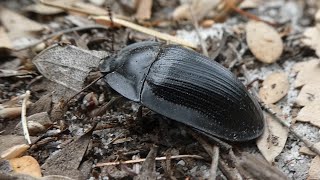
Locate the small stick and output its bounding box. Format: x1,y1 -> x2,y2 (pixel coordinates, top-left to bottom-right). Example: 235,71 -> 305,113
95,154 -> 204,167
225,0 -> 276,26
209,146 -> 220,180
39,0 -> 197,49
21,90 -> 31,144
15,25 -> 110,51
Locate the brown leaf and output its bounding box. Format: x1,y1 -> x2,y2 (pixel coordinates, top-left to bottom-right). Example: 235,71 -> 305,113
9,156 -> 42,178
292,59 -> 320,88
246,21 -> 283,63
295,83 -> 320,107
41,124 -> 96,179
257,105 -> 289,163
308,156 -> 320,180
259,72 -> 289,104
296,101 -> 320,128
135,0 -> 153,20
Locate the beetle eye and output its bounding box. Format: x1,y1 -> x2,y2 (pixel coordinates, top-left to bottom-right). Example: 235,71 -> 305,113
99,55 -> 118,74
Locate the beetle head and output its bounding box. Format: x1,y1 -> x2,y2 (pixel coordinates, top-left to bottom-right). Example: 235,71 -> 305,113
99,55 -> 120,74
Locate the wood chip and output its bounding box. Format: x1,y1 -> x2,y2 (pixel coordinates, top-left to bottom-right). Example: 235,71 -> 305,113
257,105 -> 289,163
0,27 -> 13,49
296,101 -> 320,128
9,156 -> 42,178
259,72 -> 289,104
292,59 -> 320,88
0,144 -> 30,160
308,156 -> 320,180
296,83 -> 320,107
246,21 -> 283,63
135,0 -> 153,20
172,0 -> 221,21
15,112 -> 52,136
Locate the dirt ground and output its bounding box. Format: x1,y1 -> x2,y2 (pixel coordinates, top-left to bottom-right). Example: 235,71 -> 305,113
1,0 -> 320,179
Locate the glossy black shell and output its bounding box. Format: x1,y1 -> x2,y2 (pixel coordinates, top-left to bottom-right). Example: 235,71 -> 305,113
100,41 -> 264,141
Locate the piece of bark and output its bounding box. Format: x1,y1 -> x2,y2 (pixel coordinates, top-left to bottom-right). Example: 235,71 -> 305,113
28,94 -> 52,116
237,153 -> 288,180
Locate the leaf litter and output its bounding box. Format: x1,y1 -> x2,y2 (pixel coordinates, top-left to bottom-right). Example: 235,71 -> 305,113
1,0 -> 320,179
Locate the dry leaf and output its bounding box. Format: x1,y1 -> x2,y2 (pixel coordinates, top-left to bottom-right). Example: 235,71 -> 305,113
0,7 -> 44,50
135,0 -> 153,20
295,83 -> 320,107
15,112 -> 52,136
299,142 -> 320,156
259,72 -> 289,104
0,144 -> 30,160
246,21 -> 283,63
302,27 -> 320,57
292,59 -> 320,88
0,7 -> 44,38
9,156 -> 42,178
257,105 -> 289,163
296,101 -> 320,128
172,0 -> 221,21
33,44 -> 108,102
0,27 -> 13,49
24,3 -> 64,15
308,156 -> 320,180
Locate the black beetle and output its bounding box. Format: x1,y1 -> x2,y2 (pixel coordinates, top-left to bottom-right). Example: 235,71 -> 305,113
99,41 -> 264,141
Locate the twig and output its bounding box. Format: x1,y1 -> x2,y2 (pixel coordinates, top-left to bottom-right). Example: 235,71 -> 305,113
241,65 -> 320,156
95,154 -> 204,167
14,25 -> 110,51
92,16 -> 197,49
225,0 -> 276,26
188,4 -> 208,56
21,90 -> 31,144
209,146 -> 220,180
89,96 -> 123,117
188,129 -> 242,180
40,0 -> 197,49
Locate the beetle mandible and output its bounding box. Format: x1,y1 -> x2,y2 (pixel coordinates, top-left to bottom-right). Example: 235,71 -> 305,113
99,41 -> 264,141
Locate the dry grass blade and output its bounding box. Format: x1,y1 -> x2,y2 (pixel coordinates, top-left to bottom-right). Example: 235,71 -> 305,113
92,16 -> 197,49
95,154 -> 204,167
21,90 -> 31,144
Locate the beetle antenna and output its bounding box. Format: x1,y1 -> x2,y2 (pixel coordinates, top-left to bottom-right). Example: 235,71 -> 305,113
65,75 -> 105,105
